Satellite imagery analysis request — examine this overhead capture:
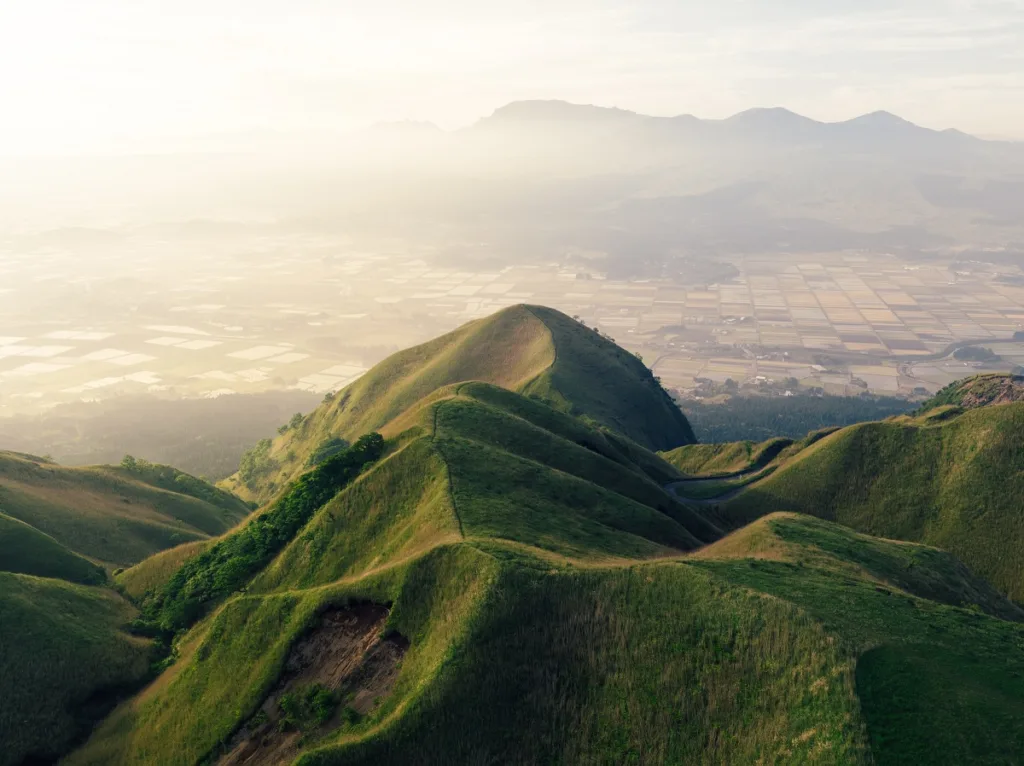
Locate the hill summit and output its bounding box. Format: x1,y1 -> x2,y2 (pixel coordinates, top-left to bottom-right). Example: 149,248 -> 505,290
223,304 -> 695,503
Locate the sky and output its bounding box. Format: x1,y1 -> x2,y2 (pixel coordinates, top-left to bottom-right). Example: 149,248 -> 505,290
0,0 -> 1022,155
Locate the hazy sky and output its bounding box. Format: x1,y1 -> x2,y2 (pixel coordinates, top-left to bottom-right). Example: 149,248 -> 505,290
1,0 -> 1022,154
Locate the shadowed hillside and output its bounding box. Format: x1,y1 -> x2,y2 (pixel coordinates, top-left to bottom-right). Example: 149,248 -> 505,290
0,573 -> 153,766
0,451 -> 251,567
222,305 -> 695,504
0,511 -> 105,584
722,384 -> 1024,600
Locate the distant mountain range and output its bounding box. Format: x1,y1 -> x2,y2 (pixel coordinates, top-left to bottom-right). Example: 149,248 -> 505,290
468,100 -> 993,145
346,99 -> 1024,269
363,100 -> 1009,154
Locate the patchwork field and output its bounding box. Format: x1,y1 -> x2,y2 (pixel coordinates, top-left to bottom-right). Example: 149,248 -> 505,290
2,239 -> 1023,415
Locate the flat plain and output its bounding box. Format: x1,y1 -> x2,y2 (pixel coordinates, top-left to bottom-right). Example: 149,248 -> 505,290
2,235 -> 1023,415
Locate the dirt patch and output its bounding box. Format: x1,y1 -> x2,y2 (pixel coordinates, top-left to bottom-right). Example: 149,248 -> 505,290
959,376 -> 1024,409
217,603 -> 408,766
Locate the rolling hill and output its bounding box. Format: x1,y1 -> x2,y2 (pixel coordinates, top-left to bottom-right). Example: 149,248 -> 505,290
720,376 -> 1024,600
661,437 -> 794,478
0,455 -> 252,766
221,305 -> 695,504
62,339 -> 1024,766
0,451 -> 251,568
0,510 -> 105,584
8,315 -> 1024,765
0,573 -> 154,766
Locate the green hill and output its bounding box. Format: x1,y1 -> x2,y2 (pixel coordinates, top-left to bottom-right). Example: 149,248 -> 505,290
721,395 -> 1024,601
67,359 -> 1024,766
0,511 -> 105,584
5,323 -> 1024,765
0,451 -> 251,567
0,573 -> 153,766
921,372 -> 1024,411
221,305 -> 695,504
661,436 -> 793,477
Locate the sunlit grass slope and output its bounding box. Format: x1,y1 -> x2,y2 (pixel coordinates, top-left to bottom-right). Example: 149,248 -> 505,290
0,510 -> 105,584
73,509 -> 1024,766
223,304 -> 695,504
661,436 -> 794,477
71,373 -> 1024,766
0,451 -> 250,567
723,401 -> 1024,600
0,573 -> 153,766
693,515 -> 1024,766
253,382 -> 715,594
116,539 -> 214,601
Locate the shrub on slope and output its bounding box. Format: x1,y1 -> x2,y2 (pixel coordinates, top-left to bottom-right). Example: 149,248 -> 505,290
141,434 -> 385,633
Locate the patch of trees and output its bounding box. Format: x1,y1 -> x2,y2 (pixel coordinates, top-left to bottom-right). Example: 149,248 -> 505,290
140,433 -> 385,635
306,437 -> 350,467
952,346 -> 1000,362
679,394 -> 914,443
239,439 -> 277,490
278,412 -> 306,435
119,455 -> 239,511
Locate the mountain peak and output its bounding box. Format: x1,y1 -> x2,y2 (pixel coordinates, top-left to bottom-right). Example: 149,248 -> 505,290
483,100 -> 639,123
724,107 -> 822,127
841,110 -> 919,129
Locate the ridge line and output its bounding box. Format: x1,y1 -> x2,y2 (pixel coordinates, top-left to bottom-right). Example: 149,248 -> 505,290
431,399 -> 466,539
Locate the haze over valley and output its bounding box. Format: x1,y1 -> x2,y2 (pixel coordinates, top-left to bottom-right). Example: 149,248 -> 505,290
4,2 -> 1024,764
3,101 -> 1024,428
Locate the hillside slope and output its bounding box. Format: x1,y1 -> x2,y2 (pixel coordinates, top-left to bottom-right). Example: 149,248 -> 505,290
0,511 -> 105,584
661,437 -> 793,477
0,451 -> 251,567
70,373 -> 1024,765
723,396 -> 1024,600
0,573 -> 153,766
921,372 -> 1024,411
222,305 -> 694,504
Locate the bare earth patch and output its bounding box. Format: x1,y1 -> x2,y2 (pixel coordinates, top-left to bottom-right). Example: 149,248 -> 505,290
218,603 -> 408,766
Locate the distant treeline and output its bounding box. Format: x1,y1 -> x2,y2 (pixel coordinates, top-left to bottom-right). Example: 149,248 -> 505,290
680,394 -> 915,444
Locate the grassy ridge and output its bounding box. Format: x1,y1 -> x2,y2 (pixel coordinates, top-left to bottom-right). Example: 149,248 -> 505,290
302,562 -> 867,766
256,384 -> 712,593
661,437 -> 793,477
723,403 -> 1024,600
68,545 -> 500,766
140,434 -> 385,633
0,573 -> 153,766
0,511 -> 105,584
222,305 -> 696,504
518,305 -> 696,450
0,451 -> 250,567
60,361 -> 1024,766
696,550 -> 1024,764
252,436 -> 459,592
